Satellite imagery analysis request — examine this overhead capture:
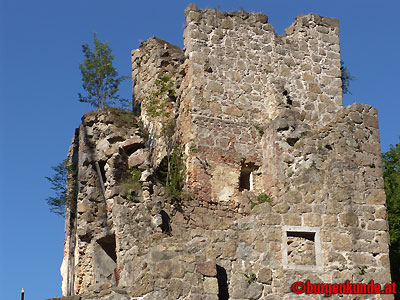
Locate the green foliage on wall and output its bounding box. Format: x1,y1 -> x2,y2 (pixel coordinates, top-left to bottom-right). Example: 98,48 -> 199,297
383,138 -> 400,289
340,60 -> 355,95
251,192 -> 273,209
122,167 -> 142,200
145,74 -> 175,117
244,272 -> 257,284
45,159 -> 77,216
157,147 -> 187,205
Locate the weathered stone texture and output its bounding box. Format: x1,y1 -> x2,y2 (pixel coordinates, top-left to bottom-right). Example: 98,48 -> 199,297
57,4 -> 392,300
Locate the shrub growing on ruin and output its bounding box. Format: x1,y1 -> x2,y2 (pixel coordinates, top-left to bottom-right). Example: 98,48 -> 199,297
122,167 -> 142,200
78,33 -> 129,109
340,60 -> 355,95
382,138 -> 400,288
45,159 -> 77,216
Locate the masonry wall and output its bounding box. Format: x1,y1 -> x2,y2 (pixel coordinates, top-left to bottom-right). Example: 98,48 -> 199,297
179,4 -> 344,212
131,37 -> 185,167
58,4 -> 393,300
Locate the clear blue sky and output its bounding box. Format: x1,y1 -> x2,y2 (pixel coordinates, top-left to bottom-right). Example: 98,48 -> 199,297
1,1 -> 399,299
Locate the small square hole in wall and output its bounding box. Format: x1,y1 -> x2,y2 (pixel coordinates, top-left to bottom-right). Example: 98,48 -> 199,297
282,226 -> 322,271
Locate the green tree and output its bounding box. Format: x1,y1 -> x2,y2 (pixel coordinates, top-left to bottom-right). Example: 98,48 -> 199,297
340,60 -> 355,95
382,138 -> 400,289
45,159 -> 68,216
78,33 -> 129,109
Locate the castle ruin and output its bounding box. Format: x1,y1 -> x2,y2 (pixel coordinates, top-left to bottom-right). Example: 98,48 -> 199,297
58,4 -> 393,300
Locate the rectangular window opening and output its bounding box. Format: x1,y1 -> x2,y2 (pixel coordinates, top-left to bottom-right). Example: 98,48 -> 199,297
282,226 -> 322,271
239,163 -> 257,192
286,231 -> 316,266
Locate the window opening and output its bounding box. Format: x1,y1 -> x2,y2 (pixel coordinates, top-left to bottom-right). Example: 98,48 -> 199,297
160,210 -> 171,235
239,163 -> 256,191
282,226 -> 322,271
286,231 -> 316,266
239,167 -> 251,191
97,234 -> 117,263
216,265 -> 229,300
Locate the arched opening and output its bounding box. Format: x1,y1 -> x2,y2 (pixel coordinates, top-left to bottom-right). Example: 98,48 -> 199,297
239,166 -> 252,191
159,210 -> 171,235
216,265 -> 229,300
239,163 -> 257,191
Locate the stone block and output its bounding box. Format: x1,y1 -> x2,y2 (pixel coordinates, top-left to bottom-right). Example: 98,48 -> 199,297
283,214 -> 302,226
128,149 -> 149,168
221,18 -> 234,30
368,220 -> 387,231
364,114 -> 379,128
348,111 -> 362,124
230,274 -> 264,299
339,213 -> 358,227
323,215 -> 338,227
187,11 -> 201,23
331,233 -> 352,251
223,240 -> 237,257
366,189 -> 386,205
130,273 -> 154,297
203,277 -> 219,294
375,207 -> 387,219
207,81 -> 224,94
265,214 -> 282,225
303,213 -> 322,226
224,105 -> 242,117
273,202 -> 290,213
196,261 -> 217,277
256,12 -> 268,24
77,202 -> 87,213
308,83 -> 322,94
257,267 -> 272,284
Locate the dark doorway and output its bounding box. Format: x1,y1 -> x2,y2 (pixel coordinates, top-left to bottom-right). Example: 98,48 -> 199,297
239,165 -> 252,191
160,210 -> 171,235
216,265 -> 229,300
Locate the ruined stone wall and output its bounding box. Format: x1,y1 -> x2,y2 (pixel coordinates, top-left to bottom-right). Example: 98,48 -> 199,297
179,4 -> 343,213
131,37 -> 185,167
250,103 -> 391,297
57,4 -> 393,300
60,109 -> 154,295
182,4 -> 342,126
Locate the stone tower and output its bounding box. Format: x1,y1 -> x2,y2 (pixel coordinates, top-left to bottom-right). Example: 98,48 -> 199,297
59,4 -> 393,300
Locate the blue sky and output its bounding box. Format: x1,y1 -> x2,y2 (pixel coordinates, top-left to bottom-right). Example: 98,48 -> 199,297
1,1 -> 399,299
